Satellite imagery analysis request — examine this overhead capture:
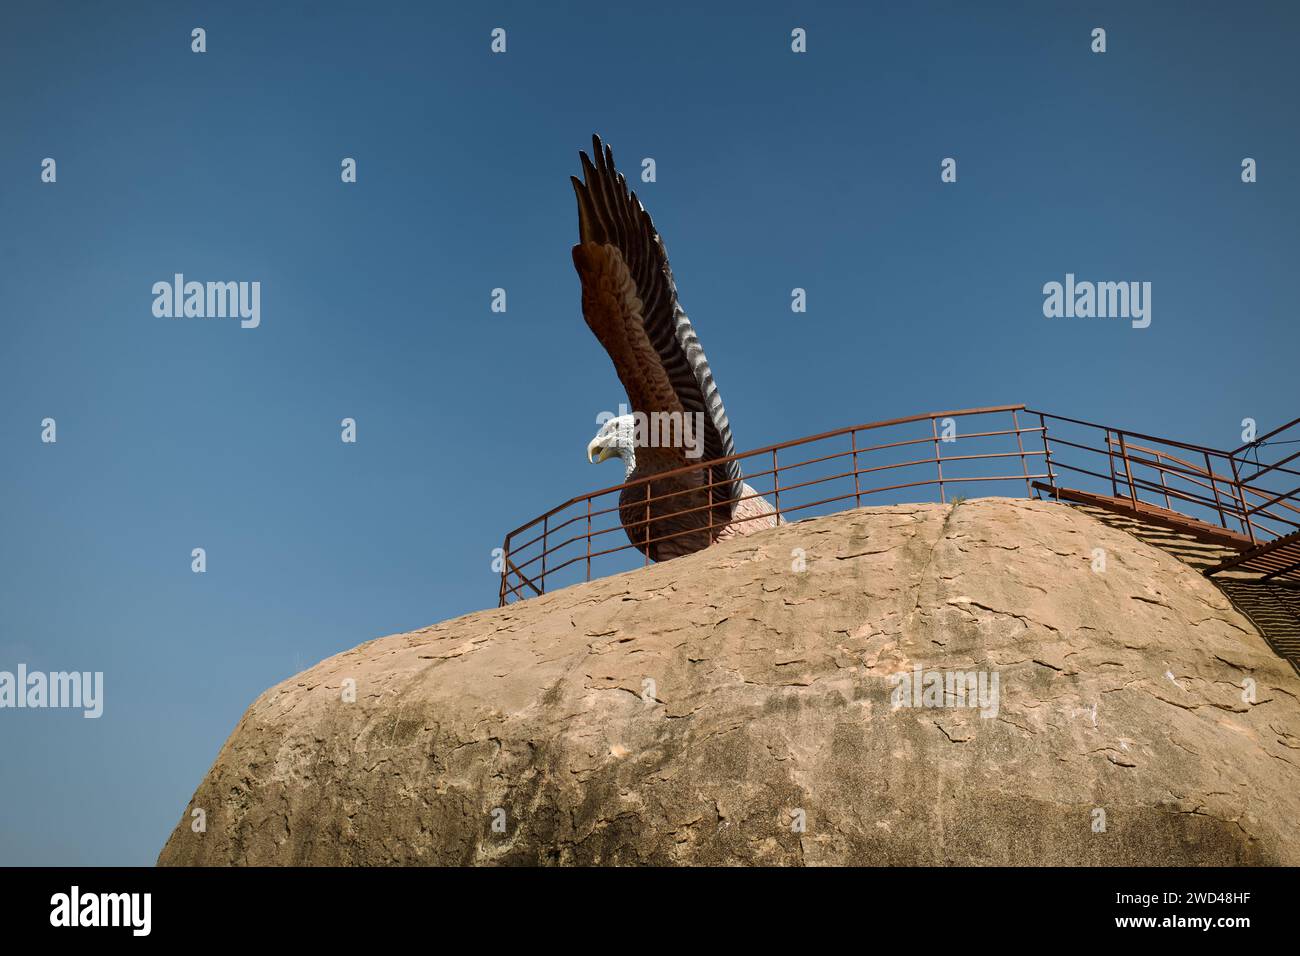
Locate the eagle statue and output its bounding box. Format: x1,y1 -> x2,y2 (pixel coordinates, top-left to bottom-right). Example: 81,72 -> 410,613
572,134 -> 777,562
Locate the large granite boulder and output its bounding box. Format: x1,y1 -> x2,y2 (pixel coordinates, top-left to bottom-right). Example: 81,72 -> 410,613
158,498 -> 1300,865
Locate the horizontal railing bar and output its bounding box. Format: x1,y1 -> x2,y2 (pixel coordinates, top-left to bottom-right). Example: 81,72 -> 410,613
1110,438 -> 1237,487
1243,482 -> 1300,519
1114,451 -> 1244,500
1237,447 -> 1300,485
774,474 -> 1053,521
1027,409 -> 1236,458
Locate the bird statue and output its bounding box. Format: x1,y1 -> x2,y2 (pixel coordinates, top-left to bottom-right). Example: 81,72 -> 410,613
573,134 -> 777,562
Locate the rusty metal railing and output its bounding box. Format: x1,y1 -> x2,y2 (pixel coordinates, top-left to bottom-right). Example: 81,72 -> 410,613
497,406 -> 1300,605
498,405 -> 1046,604
1027,410 -> 1300,548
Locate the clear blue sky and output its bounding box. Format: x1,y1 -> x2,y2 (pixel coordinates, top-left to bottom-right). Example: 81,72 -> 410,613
1,1 -> 1296,864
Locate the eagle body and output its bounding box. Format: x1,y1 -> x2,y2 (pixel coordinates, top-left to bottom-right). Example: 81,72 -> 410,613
574,135 -> 776,562
615,445 -> 711,562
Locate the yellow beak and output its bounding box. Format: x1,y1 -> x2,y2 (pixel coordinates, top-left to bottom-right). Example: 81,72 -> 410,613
587,439 -> 612,463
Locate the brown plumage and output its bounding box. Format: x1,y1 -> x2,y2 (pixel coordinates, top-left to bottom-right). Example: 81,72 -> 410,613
573,135 -> 776,561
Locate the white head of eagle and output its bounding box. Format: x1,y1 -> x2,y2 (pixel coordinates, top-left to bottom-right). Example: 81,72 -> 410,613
587,414 -> 637,477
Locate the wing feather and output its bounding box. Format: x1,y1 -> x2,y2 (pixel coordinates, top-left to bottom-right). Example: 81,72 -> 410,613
572,242 -> 684,422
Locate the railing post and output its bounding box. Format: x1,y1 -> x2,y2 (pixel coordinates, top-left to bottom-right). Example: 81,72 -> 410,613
585,497 -> 592,582
1118,432 -> 1139,509
644,481 -> 651,566
1204,451 -> 1226,529
1157,452 -> 1172,510
498,535 -> 510,607
772,449 -> 781,521
540,515 -> 548,594
1012,409 -> 1031,498
851,429 -> 861,508
1106,429 -> 1120,499
931,417 -> 945,504
1228,455 -> 1257,545
707,465 -> 714,542
1039,413 -> 1057,498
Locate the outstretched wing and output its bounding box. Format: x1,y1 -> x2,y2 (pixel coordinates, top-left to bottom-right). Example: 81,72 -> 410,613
570,134 -> 743,510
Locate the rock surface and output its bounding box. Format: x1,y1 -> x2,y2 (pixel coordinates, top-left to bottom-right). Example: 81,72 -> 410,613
158,498 -> 1300,865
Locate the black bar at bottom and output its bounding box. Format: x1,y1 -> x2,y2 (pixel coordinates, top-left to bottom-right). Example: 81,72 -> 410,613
0,865 -> 1286,942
